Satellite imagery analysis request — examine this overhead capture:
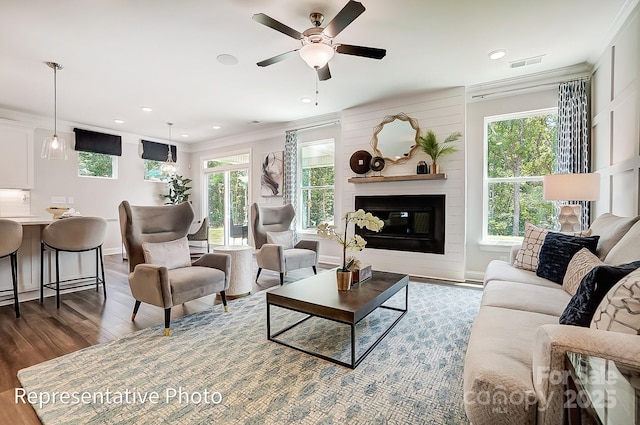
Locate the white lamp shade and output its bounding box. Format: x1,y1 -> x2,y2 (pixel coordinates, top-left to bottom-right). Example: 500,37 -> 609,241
543,173 -> 600,201
299,43 -> 335,69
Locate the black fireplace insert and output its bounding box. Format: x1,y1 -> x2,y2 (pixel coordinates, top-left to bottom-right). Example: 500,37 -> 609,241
355,194 -> 445,254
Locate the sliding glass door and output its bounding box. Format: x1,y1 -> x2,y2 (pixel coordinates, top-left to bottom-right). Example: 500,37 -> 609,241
204,153 -> 249,246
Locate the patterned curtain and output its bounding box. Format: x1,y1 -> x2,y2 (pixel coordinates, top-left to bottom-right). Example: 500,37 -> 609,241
557,80 -> 591,228
284,130 -> 298,232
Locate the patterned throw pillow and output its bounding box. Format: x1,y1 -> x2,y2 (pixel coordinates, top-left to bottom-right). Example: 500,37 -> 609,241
514,223 -> 548,271
559,260 -> 640,326
591,268 -> 640,334
536,233 -> 600,284
514,222 -> 591,272
563,248 -> 604,296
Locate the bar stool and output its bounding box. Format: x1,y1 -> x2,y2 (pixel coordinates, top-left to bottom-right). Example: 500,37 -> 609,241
0,219 -> 23,318
40,217 -> 107,308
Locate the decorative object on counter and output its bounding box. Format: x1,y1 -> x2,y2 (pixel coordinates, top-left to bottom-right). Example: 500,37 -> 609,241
261,151 -> 284,197
162,174 -> 192,205
41,62 -> 67,160
161,123 -> 178,176
349,150 -> 373,175
371,112 -> 421,165
45,206 -> 70,219
417,130 -> 462,174
317,209 -> 384,290
416,160 -> 428,174
370,156 -> 385,175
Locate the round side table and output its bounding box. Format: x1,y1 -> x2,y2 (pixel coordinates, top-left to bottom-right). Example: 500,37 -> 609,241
213,245 -> 253,298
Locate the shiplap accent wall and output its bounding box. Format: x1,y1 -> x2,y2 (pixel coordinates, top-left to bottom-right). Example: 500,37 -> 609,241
592,6 -> 640,217
338,87 -> 466,281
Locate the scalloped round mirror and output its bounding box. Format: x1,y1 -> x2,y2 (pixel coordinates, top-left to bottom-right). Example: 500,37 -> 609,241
370,113 -> 420,164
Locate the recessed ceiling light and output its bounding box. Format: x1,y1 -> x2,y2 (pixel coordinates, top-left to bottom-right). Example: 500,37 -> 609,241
212,125 -> 221,130
488,49 -> 507,60
181,134 -> 189,138
216,54 -> 239,66
141,107 -> 153,112
114,119 -> 124,124
301,97 -> 312,103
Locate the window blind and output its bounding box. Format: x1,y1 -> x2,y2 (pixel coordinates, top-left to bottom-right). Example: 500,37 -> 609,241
141,140 -> 177,162
73,128 -> 122,156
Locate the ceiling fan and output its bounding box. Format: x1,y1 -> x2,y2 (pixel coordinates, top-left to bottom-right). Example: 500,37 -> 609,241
253,0 -> 386,81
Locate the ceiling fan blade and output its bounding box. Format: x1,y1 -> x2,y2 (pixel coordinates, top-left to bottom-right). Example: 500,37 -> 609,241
257,50 -> 299,67
323,1 -> 366,38
252,13 -> 303,40
336,44 -> 386,59
317,64 -> 331,81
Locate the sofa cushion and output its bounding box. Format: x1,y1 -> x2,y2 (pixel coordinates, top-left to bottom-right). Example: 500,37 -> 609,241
142,237 -> 192,270
536,233 -> 599,284
482,281 -> 572,317
484,260 -> 560,288
589,213 -> 640,259
562,248 -> 604,296
591,268 -> 640,334
559,261 -> 640,326
604,220 -> 640,265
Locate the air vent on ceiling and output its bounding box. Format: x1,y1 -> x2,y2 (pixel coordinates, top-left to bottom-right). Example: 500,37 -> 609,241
510,55 -> 544,68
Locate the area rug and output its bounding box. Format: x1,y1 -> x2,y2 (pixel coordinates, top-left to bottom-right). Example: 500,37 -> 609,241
18,281 -> 481,424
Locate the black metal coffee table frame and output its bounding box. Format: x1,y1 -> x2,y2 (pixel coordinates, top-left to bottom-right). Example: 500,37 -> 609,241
266,270 -> 409,369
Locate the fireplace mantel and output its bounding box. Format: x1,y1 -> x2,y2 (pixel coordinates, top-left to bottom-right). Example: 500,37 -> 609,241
348,173 -> 446,183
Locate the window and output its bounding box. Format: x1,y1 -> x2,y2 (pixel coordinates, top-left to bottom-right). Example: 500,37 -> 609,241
144,159 -> 168,182
484,108 -> 557,241
78,152 -> 117,178
298,140 -> 334,230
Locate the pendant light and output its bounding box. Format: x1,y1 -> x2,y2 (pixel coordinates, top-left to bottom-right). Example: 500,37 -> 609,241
41,62 -> 67,160
160,122 -> 177,175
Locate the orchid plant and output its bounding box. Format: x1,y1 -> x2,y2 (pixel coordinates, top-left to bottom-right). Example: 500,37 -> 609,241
317,209 -> 384,272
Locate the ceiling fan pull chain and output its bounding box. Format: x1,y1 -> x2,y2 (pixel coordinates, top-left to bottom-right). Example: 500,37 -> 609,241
315,73 -> 319,106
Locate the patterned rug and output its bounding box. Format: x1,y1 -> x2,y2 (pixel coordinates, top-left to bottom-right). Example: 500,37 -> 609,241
18,281 -> 481,424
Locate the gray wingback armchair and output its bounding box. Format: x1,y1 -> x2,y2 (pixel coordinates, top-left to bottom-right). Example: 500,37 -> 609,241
250,203 -> 319,285
119,201 -> 231,336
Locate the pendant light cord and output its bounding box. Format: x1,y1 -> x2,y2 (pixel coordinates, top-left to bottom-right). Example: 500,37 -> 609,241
53,64 -> 57,136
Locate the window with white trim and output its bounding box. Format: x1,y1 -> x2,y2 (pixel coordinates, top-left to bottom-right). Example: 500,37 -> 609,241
484,108 -> 557,241
298,139 -> 334,230
78,152 -> 117,178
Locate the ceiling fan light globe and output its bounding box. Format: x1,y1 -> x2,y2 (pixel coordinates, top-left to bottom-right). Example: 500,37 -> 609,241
299,43 -> 334,69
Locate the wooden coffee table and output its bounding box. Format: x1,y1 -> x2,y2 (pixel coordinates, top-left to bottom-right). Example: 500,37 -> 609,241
266,269 -> 409,369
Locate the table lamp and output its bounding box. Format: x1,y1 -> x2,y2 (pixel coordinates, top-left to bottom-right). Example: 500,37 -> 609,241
543,173 -> 600,232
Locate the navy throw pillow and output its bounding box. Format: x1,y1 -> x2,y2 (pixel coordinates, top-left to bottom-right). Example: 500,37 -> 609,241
536,233 -> 600,284
559,260 -> 640,326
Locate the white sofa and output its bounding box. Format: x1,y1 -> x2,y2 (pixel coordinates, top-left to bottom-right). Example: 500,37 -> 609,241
463,214 -> 640,425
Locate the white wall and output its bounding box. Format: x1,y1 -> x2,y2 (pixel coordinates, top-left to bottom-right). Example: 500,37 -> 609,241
30,125 -> 190,255
340,87 -> 466,281
591,5 -> 640,217
465,88 -> 558,279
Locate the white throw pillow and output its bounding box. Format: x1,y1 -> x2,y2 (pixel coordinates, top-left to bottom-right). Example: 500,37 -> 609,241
563,248 -> 604,296
142,237 -> 192,270
591,268 -> 640,335
266,230 -> 295,249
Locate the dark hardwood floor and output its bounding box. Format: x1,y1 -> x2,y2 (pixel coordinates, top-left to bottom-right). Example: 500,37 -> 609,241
0,253 -> 327,424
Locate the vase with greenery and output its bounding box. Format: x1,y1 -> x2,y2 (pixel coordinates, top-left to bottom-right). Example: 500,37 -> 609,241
162,174 -> 192,205
417,130 -> 462,174
317,210 -> 384,273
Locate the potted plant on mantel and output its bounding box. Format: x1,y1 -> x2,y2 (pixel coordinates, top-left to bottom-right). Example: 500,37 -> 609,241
417,130 -> 462,174
162,174 -> 192,205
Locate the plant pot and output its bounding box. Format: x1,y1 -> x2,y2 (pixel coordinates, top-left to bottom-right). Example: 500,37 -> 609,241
430,163 -> 440,174
336,270 -> 352,291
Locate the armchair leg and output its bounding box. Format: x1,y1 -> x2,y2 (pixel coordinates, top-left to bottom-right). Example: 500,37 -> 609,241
256,268 -> 262,283
312,266 -> 317,275
131,300 -> 141,321
279,273 -> 284,286
164,308 -> 171,336
220,291 -> 229,312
